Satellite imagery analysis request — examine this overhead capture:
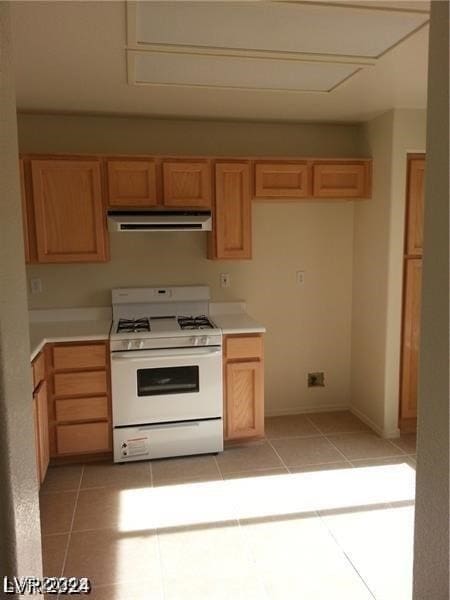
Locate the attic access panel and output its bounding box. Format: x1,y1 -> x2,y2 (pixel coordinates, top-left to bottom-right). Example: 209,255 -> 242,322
130,1 -> 429,59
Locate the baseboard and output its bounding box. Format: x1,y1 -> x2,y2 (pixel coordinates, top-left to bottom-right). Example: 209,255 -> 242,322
349,406 -> 400,439
265,404 -> 350,417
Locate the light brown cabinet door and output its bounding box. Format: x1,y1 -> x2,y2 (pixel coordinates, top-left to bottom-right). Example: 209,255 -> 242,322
400,259 -> 422,420
405,158 -> 425,256
313,162 -> 370,198
254,162 -> 310,199
226,360 -> 264,440
32,395 -> 40,484
163,161 -> 211,208
214,163 -> 251,259
31,159 -> 108,263
20,159 -> 32,263
107,159 -> 158,207
36,381 -> 50,483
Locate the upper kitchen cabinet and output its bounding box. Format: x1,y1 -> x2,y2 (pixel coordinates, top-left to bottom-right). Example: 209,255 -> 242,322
405,157 -> 425,256
209,162 -> 252,260
162,160 -> 212,208
254,161 -> 310,199
107,159 -> 158,208
312,160 -> 371,199
30,159 -> 109,263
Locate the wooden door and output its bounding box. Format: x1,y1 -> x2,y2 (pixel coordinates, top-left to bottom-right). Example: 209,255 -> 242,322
107,159 -> 158,207
214,162 -> 251,259
400,260 -> 422,420
405,157 -> 425,256
36,381 -> 49,483
163,161 -> 211,208
226,361 -> 264,440
313,162 -> 370,198
31,159 -> 108,263
254,162 -> 310,199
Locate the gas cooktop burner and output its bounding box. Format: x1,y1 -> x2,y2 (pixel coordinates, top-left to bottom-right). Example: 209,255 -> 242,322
177,315 -> 215,330
117,318 -> 150,334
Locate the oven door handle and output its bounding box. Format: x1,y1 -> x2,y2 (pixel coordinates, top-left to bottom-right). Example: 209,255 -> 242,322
111,348 -> 222,361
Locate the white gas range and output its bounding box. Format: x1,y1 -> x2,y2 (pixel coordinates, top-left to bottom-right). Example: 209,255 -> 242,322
110,286 -> 223,463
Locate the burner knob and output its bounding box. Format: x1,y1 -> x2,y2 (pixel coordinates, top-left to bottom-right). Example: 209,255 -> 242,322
199,336 -> 208,346
139,340 -> 144,349
191,337 -> 199,346
126,341 -> 132,350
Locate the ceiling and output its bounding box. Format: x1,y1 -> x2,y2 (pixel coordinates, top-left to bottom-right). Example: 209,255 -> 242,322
11,1 -> 430,123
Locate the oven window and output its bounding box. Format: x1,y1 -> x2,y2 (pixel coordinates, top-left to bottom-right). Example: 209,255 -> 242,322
137,366 -> 199,396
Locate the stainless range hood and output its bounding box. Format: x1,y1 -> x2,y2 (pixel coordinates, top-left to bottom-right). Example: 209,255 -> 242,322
108,210 -> 212,232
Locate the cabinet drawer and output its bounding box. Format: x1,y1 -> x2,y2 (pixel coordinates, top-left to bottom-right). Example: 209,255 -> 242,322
55,396 -> 109,423
32,351 -> 46,391
53,344 -> 107,371
54,370 -> 108,397
56,422 -> 110,455
225,336 -> 263,360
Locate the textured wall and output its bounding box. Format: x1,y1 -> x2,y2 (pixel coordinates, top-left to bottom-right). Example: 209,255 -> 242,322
0,2 -> 42,582
19,113 -> 365,416
413,2 -> 449,597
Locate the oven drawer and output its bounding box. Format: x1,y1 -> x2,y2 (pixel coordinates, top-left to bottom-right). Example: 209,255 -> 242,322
55,396 -> 109,423
57,422 -> 110,454
53,344 -> 107,371
54,371 -> 108,397
225,335 -> 263,360
113,418 -> 223,462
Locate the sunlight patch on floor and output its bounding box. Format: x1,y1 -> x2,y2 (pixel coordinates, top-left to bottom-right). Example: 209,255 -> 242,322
118,461 -> 415,532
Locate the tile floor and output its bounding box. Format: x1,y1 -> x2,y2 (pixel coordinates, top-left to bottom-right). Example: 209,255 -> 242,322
40,411 -> 417,600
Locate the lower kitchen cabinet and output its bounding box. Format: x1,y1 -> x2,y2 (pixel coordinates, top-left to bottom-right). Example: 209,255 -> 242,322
48,341 -> 112,458
223,334 -> 264,440
32,351 -> 49,484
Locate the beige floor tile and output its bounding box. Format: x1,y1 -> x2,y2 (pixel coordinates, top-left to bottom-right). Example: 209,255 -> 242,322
164,576 -> 267,600
41,465 -> 82,493
88,581 -> 163,599
222,467 -> 288,480
73,487 -> 120,531
265,415 -> 319,438
327,432 -> 404,460
307,411 -> 370,434
216,441 -> 282,474
42,534 -> 69,577
151,454 -> 221,485
40,491 -> 77,535
270,436 -> 342,467
288,461 -> 351,473
81,461 -> 151,490
159,522 -> 250,583
242,514 -> 373,600
74,486 -> 158,533
391,433 -> 417,454
321,503 -> 415,600
64,529 -> 161,587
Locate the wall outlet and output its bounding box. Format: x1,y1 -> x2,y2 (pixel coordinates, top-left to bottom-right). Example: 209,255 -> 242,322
30,278 -> 42,294
220,273 -> 231,288
296,270 -> 305,285
308,372 -> 325,387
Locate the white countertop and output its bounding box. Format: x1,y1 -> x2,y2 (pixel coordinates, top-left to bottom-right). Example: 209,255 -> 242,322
29,320 -> 111,361
211,312 -> 266,335
28,304 -> 265,361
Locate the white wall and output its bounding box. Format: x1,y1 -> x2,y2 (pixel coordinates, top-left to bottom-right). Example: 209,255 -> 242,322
0,2 -> 42,579
19,113 -> 364,416
351,108 -> 426,436
413,1 -> 449,596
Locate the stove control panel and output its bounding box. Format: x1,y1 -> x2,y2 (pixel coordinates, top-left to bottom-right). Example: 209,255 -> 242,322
191,336 -> 209,346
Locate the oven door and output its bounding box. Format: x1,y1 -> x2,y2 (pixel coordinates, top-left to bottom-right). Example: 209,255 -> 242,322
111,346 -> 222,426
